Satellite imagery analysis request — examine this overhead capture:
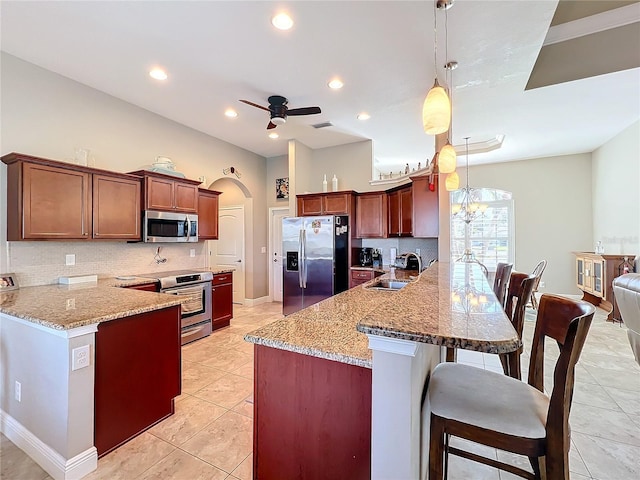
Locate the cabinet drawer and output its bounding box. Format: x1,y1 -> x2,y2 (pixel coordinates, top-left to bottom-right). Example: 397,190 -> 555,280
351,270 -> 375,280
212,273 -> 233,285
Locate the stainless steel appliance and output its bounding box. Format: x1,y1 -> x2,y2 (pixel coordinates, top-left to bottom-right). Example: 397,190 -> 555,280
139,270 -> 213,344
359,247 -> 373,267
283,215 -> 349,315
143,210 -> 198,243
394,253 -> 421,270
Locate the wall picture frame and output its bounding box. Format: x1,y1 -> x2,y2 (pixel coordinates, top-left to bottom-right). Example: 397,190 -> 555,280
0,273 -> 19,292
276,177 -> 289,199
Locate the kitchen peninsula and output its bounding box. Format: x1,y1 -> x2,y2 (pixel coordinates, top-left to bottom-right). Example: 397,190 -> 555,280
0,278 -> 184,480
245,262 -> 520,479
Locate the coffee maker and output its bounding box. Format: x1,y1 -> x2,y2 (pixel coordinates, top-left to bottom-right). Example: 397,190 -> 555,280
359,247 -> 373,267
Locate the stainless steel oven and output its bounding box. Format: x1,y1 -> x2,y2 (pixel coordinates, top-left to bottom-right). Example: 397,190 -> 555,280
140,270 -> 213,345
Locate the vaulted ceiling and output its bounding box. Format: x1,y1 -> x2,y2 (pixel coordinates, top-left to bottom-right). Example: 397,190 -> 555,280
1,1 -> 638,173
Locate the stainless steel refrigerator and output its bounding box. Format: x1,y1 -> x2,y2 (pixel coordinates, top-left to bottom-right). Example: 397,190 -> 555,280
282,215 -> 349,315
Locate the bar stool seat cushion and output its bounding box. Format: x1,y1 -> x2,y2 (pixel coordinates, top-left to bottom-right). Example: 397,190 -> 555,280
429,363 -> 549,441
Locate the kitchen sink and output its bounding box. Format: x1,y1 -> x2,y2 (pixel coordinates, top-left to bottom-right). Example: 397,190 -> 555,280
364,279 -> 409,291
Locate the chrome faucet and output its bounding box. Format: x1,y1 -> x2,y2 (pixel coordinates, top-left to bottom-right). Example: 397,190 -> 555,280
405,252 -> 423,273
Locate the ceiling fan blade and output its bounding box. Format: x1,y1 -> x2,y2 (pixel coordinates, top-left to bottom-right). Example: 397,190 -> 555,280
267,121 -> 277,130
239,99 -> 271,112
287,106 -> 321,116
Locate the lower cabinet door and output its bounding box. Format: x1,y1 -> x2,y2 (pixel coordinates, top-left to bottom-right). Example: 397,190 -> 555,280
212,282 -> 233,329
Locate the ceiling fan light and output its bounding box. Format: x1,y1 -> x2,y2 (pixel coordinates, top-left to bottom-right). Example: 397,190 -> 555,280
271,116 -> 286,125
439,143 -> 457,173
445,171 -> 459,191
423,79 -> 451,135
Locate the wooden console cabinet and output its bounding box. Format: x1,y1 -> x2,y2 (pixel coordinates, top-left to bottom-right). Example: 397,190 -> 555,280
2,153 -> 142,241
212,272 -> 233,329
574,252 -> 635,322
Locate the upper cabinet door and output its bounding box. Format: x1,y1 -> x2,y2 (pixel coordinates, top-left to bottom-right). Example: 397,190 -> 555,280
145,177 -> 175,211
198,189 -> 220,240
297,195 -> 324,216
93,174 -> 141,240
399,187 -> 413,236
387,190 -> 400,236
21,162 -> 91,240
323,193 -> 351,215
173,183 -> 198,213
411,176 -> 439,238
356,192 -> 387,238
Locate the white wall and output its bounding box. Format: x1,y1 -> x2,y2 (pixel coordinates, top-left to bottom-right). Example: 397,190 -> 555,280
0,53 -> 269,297
467,153 -> 593,295
309,141 -> 374,193
592,120 -> 640,258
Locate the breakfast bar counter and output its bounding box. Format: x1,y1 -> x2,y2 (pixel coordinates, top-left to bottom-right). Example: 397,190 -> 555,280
245,262 -> 520,480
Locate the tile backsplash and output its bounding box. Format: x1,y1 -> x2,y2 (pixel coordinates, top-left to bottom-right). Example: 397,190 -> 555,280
361,238 -> 438,267
8,241 -> 208,286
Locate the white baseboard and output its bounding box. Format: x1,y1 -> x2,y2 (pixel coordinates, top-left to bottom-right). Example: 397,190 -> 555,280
0,409 -> 97,480
243,296 -> 270,307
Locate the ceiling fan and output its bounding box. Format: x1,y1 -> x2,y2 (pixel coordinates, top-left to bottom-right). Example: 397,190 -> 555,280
239,95 -> 321,130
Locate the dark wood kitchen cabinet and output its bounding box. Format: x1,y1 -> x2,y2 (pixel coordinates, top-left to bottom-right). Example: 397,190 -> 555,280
297,191 -> 356,218
198,188 -> 221,240
124,282 -> 158,292
387,185 -> 412,237
212,272 -> 233,329
93,173 -> 141,240
411,175 -> 439,238
2,153 -> 143,241
350,268 -> 384,289
94,305 -> 181,457
128,170 -> 200,213
356,191 -> 387,238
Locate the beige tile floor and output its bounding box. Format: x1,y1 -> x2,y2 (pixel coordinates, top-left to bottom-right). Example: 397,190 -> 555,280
2,300 -> 639,480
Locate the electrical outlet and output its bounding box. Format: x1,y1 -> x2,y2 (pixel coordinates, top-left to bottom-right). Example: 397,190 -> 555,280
539,281 -> 546,289
261,247 -> 266,253
15,381 -> 21,402
72,345 -> 91,371
416,248 -> 421,256
65,254 -> 76,266
190,249 -> 196,258
66,298 -> 76,310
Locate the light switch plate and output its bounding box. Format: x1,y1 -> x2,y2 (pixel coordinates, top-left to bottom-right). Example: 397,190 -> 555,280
65,254 -> 76,266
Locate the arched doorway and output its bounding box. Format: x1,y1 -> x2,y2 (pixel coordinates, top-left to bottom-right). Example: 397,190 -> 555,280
208,177 -> 252,305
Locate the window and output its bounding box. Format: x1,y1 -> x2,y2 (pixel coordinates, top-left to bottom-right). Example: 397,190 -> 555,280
450,188 -> 514,273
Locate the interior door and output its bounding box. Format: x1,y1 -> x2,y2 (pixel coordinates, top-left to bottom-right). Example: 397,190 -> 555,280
214,206 -> 245,304
270,209 -> 288,302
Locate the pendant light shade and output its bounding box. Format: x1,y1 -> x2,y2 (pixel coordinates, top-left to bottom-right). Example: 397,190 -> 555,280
423,78 -> 451,135
445,171 -> 459,191
439,143 -> 457,173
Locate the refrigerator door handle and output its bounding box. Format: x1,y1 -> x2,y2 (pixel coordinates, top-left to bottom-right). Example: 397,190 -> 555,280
298,229 -> 304,288
302,229 -> 308,288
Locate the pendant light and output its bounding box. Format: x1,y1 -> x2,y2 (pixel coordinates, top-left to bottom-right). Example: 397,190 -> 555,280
422,0 -> 451,135
445,171 -> 459,191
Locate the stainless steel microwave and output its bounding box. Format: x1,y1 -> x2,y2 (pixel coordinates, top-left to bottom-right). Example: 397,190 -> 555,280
143,210 -> 198,243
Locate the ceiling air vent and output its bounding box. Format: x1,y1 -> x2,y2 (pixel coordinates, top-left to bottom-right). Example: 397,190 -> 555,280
312,121 -> 333,129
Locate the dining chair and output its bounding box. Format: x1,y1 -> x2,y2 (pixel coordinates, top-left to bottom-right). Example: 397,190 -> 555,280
499,272 -> 537,379
528,260 -> 547,310
428,293 -> 595,480
493,262 -> 513,308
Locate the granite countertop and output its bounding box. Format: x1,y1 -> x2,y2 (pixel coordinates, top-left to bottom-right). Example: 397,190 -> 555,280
245,263 -> 520,369
0,280 -> 182,331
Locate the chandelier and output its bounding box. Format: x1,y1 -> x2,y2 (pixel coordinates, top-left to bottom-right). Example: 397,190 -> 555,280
450,263 -> 494,314
451,137 -> 487,224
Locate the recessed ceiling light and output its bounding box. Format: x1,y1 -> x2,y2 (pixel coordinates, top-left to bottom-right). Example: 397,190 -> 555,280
272,13 -> 293,30
269,132 -> 279,139
357,113 -> 371,120
225,109 -> 238,118
328,78 -> 344,89
149,68 -> 168,81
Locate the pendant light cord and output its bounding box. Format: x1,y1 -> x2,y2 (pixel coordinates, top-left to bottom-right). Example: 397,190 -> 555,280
433,0 -> 438,82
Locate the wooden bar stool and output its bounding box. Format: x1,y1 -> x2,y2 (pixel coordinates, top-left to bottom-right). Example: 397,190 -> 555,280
428,294 -> 595,480
493,262 -> 513,308
528,260 -> 547,310
499,272 -> 536,379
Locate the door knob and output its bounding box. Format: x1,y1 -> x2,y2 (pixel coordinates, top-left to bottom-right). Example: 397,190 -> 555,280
273,259 -> 278,262
236,259 -> 242,263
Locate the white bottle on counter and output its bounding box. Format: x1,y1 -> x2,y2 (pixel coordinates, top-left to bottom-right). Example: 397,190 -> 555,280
332,174 -> 338,192
322,175 -> 328,192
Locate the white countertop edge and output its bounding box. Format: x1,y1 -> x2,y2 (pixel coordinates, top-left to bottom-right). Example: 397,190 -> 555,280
1,313 -> 98,338
366,334 -> 419,357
